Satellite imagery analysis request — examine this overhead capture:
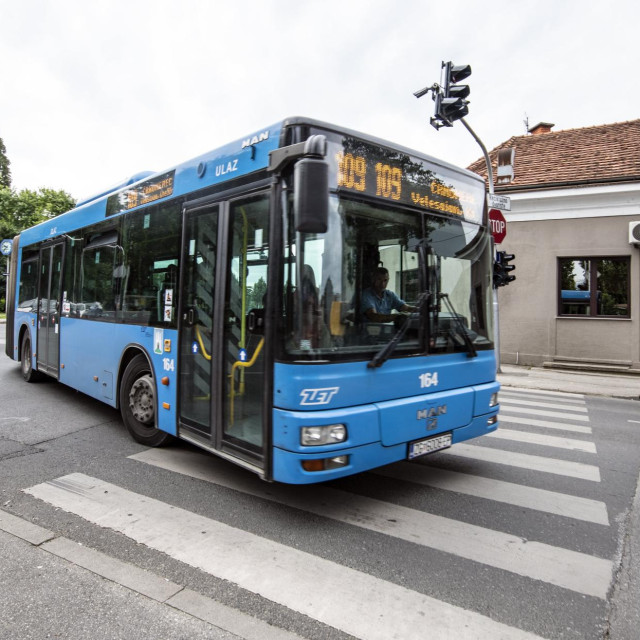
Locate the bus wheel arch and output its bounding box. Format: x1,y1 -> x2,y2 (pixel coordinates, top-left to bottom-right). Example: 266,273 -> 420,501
118,350 -> 173,447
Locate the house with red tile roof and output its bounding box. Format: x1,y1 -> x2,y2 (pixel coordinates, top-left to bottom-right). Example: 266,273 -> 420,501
469,120 -> 640,371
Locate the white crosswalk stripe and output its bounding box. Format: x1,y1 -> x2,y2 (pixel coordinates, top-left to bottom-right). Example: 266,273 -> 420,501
375,463 -> 609,525
20,387 -> 612,640
500,390 -> 586,404
499,387 -> 585,400
126,448 -> 611,598
439,444 -> 601,480
26,472 -> 544,640
498,415 -> 592,434
500,398 -> 588,412
499,404 -> 589,422
485,428 -> 597,452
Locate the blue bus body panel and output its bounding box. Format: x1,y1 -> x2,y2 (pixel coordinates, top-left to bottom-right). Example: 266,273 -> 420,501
274,351 -> 496,410
18,122 -> 284,247
57,319 -> 179,435
12,317 -> 180,435
271,352 -> 499,484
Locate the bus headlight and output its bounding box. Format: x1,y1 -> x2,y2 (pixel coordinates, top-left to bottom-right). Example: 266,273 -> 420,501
489,392 -> 499,407
301,424 -> 347,446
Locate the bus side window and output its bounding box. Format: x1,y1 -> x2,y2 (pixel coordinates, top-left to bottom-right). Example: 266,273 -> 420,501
78,230 -> 120,321
121,202 -> 181,327
18,252 -> 39,312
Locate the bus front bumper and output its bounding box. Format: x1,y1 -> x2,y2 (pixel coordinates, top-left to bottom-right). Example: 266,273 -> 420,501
271,410 -> 499,484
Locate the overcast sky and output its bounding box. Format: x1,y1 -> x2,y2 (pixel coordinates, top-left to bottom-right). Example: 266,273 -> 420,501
1,0 -> 638,201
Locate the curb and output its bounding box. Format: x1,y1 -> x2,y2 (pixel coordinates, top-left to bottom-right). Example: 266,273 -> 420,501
0,509 -> 303,640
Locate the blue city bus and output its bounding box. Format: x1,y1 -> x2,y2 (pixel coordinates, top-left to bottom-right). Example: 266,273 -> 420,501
4,117 -> 499,483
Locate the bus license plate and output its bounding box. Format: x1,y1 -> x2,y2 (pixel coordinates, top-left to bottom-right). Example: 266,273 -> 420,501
408,433 -> 452,460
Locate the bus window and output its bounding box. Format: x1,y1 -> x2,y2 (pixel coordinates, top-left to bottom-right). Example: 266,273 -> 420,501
121,202 -> 181,327
77,229 -> 122,321
18,251 -> 39,312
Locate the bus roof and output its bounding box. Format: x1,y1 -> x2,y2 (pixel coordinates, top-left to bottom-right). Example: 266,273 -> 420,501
19,117 -> 484,247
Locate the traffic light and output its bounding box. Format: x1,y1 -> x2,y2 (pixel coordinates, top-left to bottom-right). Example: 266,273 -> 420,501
494,251 -> 516,288
433,61 -> 471,128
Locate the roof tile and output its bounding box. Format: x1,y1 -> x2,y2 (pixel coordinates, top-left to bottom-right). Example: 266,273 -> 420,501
468,120 -> 640,191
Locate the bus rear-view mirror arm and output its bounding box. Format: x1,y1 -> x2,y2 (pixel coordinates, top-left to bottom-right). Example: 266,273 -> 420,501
268,135 -> 329,234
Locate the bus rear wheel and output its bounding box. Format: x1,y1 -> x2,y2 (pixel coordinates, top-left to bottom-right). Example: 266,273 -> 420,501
120,354 -> 172,447
21,335 -> 42,382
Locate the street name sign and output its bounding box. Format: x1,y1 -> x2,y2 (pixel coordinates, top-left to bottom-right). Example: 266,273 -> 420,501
487,193 -> 511,211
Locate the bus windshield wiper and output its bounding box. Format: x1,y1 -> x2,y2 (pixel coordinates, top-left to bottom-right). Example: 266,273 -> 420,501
367,291 -> 431,369
438,292 -> 477,358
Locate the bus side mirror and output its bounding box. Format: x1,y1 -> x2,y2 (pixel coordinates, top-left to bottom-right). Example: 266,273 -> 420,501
247,308 -> 265,335
294,157 -> 329,234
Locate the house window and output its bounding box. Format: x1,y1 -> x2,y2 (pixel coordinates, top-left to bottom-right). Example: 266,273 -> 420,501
558,257 -> 630,317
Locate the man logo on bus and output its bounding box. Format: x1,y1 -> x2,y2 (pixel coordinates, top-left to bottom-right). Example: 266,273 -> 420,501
299,387 -> 340,406
417,405 -> 447,430
241,130 -> 270,149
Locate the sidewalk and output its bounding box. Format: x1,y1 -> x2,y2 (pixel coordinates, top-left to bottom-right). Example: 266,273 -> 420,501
498,363 -> 640,400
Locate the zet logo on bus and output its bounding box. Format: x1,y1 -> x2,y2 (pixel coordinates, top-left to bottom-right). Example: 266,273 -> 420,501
299,387 -> 340,406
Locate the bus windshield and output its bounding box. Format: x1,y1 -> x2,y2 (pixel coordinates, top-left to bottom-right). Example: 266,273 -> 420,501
282,195 -> 494,361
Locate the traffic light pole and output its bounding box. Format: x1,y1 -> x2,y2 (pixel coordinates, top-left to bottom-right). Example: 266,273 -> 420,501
414,63 -> 501,373
460,118 -> 501,373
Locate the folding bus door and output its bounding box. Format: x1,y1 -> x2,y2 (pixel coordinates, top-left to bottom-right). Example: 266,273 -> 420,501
179,203 -> 219,436
178,194 -> 269,474
37,241 -> 64,378
219,194 -> 269,468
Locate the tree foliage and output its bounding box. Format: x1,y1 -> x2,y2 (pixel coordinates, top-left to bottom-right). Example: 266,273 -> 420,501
0,137 -> 10,189
0,187 -> 76,239
1,188 -> 76,313
0,138 -> 76,313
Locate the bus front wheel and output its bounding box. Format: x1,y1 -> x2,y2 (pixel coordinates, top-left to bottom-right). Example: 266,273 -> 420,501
21,335 -> 41,382
120,354 -> 172,447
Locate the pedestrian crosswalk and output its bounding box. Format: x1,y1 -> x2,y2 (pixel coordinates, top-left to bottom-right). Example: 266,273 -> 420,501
23,387 -> 613,639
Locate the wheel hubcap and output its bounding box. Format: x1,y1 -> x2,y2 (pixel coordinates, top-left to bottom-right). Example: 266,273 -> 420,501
128,375 -> 154,424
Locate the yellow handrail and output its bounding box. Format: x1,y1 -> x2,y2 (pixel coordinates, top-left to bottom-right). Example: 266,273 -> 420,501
194,324 -> 212,361
229,337 -> 264,424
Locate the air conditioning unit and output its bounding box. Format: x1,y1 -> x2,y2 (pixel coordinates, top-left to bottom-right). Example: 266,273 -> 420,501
629,221 -> 640,245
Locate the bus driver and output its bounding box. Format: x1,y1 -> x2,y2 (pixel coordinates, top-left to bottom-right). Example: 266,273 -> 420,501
361,267 -> 417,323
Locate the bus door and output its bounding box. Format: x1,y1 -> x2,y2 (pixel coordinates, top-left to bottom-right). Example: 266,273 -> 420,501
179,203 -> 219,437
178,194 -> 269,471
37,241 -> 64,378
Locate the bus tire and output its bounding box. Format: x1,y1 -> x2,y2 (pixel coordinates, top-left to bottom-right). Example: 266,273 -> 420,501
120,354 -> 172,447
21,335 -> 41,382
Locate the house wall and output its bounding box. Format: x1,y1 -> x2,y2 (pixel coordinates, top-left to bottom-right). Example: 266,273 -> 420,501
496,184 -> 640,368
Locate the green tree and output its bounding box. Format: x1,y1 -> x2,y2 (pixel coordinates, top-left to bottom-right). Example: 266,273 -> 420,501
0,187 -> 75,238
0,137 -> 10,188
1,187 -> 76,312
248,276 -> 267,309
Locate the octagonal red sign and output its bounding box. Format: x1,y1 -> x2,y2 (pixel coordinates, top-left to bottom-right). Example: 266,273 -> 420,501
489,209 -> 507,244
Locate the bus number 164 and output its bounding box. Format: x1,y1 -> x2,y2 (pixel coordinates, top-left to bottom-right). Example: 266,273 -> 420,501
419,372 -> 439,388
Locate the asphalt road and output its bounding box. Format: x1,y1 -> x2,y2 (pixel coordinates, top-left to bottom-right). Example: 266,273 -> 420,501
1,328 -> 640,639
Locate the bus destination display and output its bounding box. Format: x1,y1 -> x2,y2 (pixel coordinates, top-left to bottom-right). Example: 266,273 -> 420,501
106,170 -> 175,217
328,138 -> 483,224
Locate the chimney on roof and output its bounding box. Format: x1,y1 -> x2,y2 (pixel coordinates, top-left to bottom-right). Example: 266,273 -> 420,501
528,121 -> 555,135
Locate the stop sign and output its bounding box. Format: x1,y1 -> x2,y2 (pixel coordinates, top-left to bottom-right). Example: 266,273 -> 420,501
489,209 -> 507,244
